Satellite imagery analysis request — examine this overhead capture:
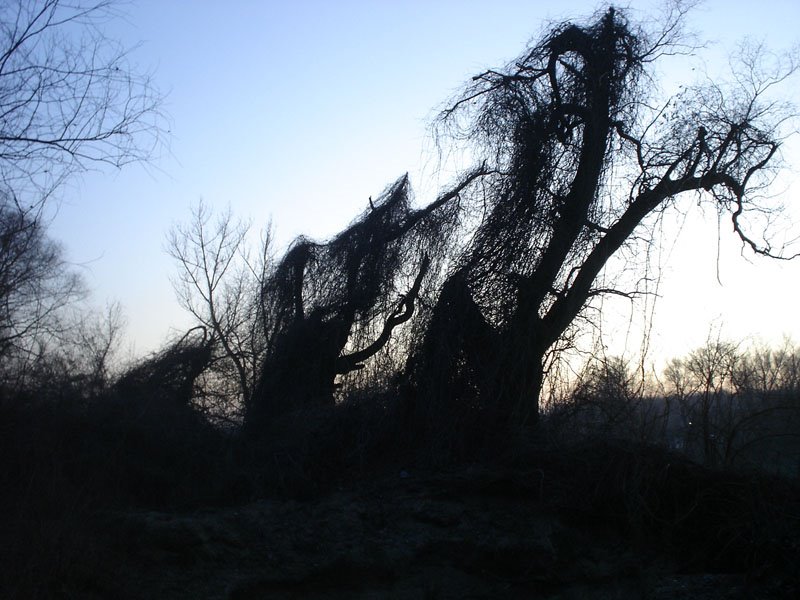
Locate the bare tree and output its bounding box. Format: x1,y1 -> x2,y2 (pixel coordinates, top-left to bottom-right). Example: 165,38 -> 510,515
167,201 -> 270,418
664,337 -> 800,472
0,0 -> 164,202
573,356 -> 640,433
728,338 -> 800,472
405,5 -> 797,432
733,337 -> 800,402
0,0 -> 163,385
0,192 -> 84,369
10,299 -> 127,398
666,336 -> 740,465
72,299 -> 126,392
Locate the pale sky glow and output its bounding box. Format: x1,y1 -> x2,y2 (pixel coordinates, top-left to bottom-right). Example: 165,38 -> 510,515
48,0 -> 800,366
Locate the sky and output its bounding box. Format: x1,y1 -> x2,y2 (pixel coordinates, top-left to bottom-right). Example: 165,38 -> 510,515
47,0 -> 800,368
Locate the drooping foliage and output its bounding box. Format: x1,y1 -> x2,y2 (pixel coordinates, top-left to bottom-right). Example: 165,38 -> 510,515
407,9 -> 646,429
114,327 -> 212,407
248,171 -> 482,426
244,7 -> 794,439
405,6 -> 792,431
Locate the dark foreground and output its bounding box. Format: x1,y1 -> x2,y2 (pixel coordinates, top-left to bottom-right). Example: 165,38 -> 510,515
4,439 -> 798,599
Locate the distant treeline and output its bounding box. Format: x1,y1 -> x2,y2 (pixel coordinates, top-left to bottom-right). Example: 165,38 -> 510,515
547,338 -> 800,475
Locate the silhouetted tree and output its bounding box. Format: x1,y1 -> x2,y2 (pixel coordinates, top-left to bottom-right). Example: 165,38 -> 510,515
0,0 -> 163,384
113,326 -> 212,407
0,0 -> 164,203
0,194 -> 84,369
733,337 -> 800,402
5,299 -> 126,398
248,172 -> 482,427
246,5 -> 796,443
573,357 -> 639,428
167,202 -> 270,420
405,5 -> 796,431
664,337 -> 800,471
665,337 -> 739,465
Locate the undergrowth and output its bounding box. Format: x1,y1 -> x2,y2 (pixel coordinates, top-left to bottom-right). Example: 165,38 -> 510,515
1,382 -> 798,598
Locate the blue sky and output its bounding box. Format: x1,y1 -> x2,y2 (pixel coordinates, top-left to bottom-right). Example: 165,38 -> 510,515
49,0 -> 800,365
